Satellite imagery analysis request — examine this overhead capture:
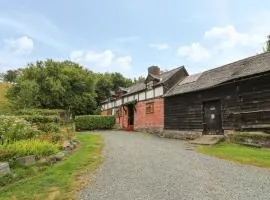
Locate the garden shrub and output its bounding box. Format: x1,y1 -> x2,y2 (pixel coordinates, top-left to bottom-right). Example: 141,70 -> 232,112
38,132 -> 64,144
0,139 -> 60,161
0,115 -> 40,144
36,123 -> 60,133
23,115 -> 60,124
75,115 -> 115,130
15,109 -> 63,116
0,146 -> 12,161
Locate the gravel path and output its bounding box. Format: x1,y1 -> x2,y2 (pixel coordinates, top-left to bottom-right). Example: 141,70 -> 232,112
79,131 -> 270,200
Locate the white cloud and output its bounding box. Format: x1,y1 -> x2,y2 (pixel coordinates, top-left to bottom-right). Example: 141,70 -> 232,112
177,22 -> 269,71
4,36 -> 34,55
204,25 -> 264,50
84,50 -> 114,67
70,49 -> 132,73
114,56 -> 132,70
149,43 -> 169,50
0,36 -> 35,72
177,43 -> 211,62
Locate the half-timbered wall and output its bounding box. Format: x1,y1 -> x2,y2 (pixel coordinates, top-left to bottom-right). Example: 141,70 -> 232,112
101,86 -> 164,112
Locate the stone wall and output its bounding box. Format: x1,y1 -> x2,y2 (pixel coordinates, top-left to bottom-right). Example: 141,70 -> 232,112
162,130 -> 202,140
135,126 -> 164,136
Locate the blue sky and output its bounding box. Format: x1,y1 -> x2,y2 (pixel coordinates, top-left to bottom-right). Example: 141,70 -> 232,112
0,0 -> 270,78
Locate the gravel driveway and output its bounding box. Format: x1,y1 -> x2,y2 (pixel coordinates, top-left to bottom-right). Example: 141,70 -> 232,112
79,131 -> 270,200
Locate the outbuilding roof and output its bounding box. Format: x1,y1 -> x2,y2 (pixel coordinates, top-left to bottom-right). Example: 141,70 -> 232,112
165,52 -> 270,97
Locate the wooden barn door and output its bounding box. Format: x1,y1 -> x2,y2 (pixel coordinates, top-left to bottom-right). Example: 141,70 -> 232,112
203,100 -> 223,134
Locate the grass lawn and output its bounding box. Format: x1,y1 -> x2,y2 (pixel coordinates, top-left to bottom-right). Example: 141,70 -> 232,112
0,133 -> 103,200
197,142 -> 270,168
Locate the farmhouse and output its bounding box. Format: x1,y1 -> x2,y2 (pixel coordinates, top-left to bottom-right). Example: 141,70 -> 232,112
101,66 -> 188,133
163,52 -> 270,139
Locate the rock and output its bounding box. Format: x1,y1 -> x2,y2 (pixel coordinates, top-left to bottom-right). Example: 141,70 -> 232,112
16,155 -> 36,166
70,141 -> 77,148
47,151 -> 69,163
0,162 -> 11,177
63,140 -> 71,148
54,151 -> 67,161
63,140 -> 75,151
37,158 -> 49,165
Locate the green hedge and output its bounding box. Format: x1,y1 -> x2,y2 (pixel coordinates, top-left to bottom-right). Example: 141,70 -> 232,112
23,115 -> 60,124
15,109 -> 63,116
75,115 -> 115,130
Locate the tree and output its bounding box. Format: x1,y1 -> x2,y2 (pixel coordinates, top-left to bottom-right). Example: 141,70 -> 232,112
3,69 -> 20,82
133,76 -> 145,83
95,75 -> 113,106
263,35 -> 270,52
110,72 -> 133,91
94,72 -> 133,106
7,59 -> 97,115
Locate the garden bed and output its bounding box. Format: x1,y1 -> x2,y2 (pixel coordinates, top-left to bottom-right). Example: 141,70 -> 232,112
0,133 -> 103,200
0,110 -> 78,187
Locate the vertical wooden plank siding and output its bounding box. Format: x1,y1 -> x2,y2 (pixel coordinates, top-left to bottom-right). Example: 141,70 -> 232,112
164,73 -> 270,131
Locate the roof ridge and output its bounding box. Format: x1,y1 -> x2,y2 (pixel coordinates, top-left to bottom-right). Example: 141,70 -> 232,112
165,52 -> 270,97
126,80 -> 145,89
202,52 -> 270,75
164,75 -> 186,97
160,65 -> 184,75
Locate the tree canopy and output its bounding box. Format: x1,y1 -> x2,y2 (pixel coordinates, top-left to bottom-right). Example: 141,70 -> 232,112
3,69 -> 21,82
6,59 -> 134,115
94,72 -> 133,106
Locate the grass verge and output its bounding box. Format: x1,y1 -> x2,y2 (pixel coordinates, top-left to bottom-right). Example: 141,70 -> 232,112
0,133 -> 103,200
197,142 -> 270,168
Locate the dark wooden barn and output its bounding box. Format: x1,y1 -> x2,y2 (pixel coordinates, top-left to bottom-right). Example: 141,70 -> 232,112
163,52 -> 270,139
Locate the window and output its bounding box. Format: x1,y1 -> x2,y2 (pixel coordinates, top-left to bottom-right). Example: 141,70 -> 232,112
146,102 -> 154,114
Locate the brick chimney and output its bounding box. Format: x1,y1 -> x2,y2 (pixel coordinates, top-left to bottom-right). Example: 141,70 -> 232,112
148,66 -> 160,76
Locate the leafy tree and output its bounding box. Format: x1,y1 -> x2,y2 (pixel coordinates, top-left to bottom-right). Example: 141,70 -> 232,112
110,72 -> 133,91
95,74 -> 113,106
3,69 -> 20,82
133,76 -> 145,83
94,72 -> 133,106
7,60 -> 97,115
263,35 -> 270,52
6,59 -> 136,114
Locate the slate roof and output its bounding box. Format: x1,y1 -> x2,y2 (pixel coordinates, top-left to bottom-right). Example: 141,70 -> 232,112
165,52 -> 270,97
122,66 -> 186,96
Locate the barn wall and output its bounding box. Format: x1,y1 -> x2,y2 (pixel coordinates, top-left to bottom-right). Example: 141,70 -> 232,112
164,72 -> 270,136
